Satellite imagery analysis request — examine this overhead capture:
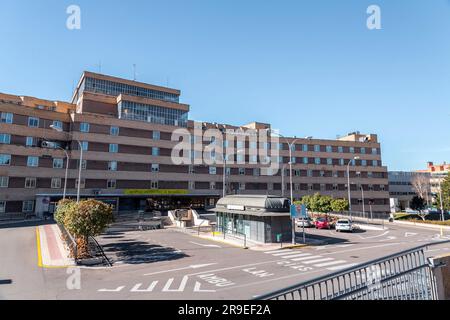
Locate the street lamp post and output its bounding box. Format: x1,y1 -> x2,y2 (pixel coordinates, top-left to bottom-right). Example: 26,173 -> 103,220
360,185 -> 366,223
438,177 -> 445,222
50,125 -> 83,203
347,156 -> 360,220
281,164 -> 287,197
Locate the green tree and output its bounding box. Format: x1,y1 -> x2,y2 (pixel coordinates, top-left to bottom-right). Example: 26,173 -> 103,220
54,199 -> 76,226
300,193 -> 333,213
410,196 -> 428,221
437,173 -> 450,211
64,199 -> 114,258
331,198 -> 349,213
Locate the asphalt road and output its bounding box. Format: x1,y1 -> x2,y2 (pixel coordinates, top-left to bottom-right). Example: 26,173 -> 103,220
0,220 -> 449,300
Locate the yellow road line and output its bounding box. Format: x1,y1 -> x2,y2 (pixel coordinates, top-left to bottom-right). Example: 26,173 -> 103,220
36,226 -> 70,269
36,227 -> 43,268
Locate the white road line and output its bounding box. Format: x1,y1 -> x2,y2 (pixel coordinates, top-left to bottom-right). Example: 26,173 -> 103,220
320,243 -> 399,256
281,253 -> 311,259
98,286 -> 125,292
187,259 -> 282,277
194,282 -> 216,293
269,250 -> 295,256
144,263 -> 217,276
162,276 -> 189,292
290,255 -> 323,262
131,282 -> 158,292
326,263 -> 357,271
314,260 -> 348,267
263,249 -> 291,254
302,258 -> 334,264
357,231 -> 390,240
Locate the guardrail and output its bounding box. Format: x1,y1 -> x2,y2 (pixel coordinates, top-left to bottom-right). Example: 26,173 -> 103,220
88,236 -> 112,267
256,240 -> 450,300
57,223 -> 78,264
213,225 -> 248,249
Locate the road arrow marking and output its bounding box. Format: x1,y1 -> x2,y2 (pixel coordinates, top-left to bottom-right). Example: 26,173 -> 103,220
162,276 -> 189,292
189,241 -> 222,248
193,281 -> 216,293
405,232 -> 418,238
98,286 -> 125,292
130,281 -> 158,292
144,263 -> 217,276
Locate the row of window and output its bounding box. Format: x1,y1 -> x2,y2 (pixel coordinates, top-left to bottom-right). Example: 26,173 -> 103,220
0,201 -> 34,213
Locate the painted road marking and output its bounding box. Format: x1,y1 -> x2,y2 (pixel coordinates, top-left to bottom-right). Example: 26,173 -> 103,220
263,249 -> 290,254
281,253 -> 311,259
131,282 -> 158,292
144,263 -> 217,276
189,241 -> 222,248
290,255 -> 323,262
98,286 -> 125,292
314,260 -> 348,267
194,281 -> 216,293
162,276 -> 189,292
270,250 -> 295,256
197,274 -> 235,287
326,263 -> 357,271
405,232 -> 418,237
358,231 -> 390,240
302,258 -> 334,264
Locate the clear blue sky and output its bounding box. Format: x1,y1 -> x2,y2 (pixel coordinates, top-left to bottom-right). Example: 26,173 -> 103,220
1,0 -> 449,171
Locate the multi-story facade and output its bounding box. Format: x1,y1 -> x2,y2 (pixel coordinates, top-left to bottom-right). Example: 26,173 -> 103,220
388,171 -> 431,211
417,162 -> 449,203
0,71 -> 390,217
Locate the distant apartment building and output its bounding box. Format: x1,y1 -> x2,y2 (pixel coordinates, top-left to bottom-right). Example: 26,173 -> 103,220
417,162 -> 450,202
0,71 -> 390,217
388,171 -> 431,211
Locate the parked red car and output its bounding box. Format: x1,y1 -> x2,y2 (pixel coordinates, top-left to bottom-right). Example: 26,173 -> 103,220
314,218 -> 331,230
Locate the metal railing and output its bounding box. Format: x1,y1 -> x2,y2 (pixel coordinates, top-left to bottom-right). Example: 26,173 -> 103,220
256,240 -> 450,300
88,236 -> 112,267
57,223 -> 78,264
214,225 -> 248,249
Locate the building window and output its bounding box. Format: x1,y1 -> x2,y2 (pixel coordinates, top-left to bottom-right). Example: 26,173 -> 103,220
209,166 -> 217,175
75,179 -> 85,189
108,161 -> 117,171
314,145 -> 320,152
80,122 -> 90,133
361,147 -> 366,154
188,181 -> 195,190
239,168 -> 245,175
333,184 -> 338,191
349,147 -> 355,154
53,158 -> 64,169
307,170 -> 313,177
153,131 -> 160,140
188,165 -> 195,174
77,160 -> 87,170
291,157 -> 296,164
109,144 -> 118,153
326,146 -> 332,153
373,160 -> 379,167
26,137 -> 35,147
0,201 -> 5,213
368,172 -> 373,178
152,147 -> 160,156
326,158 -> 332,165
302,145 -> 308,152
51,178 -> 62,189
380,185 -> 386,191
252,168 -> 260,176
249,155 -> 258,163
0,112 -> 13,124
110,126 -> 119,136
27,156 -> 39,167
80,141 -> 89,151
226,167 -> 231,176
151,181 -> 159,189
25,177 -> 37,189
339,159 -> 345,166
22,201 -> 34,213
315,158 -> 321,165
372,148 -> 378,155
361,160 -> 367,166
107,180 -> 116,189
0,154 -> 11,166
338,146 -> 344,153
237,154 -> 245,163
320,184 -> 326,191
308,184 -> 313,191
28,117 -> 39,128
320,170 -> 325,177
0,133 -> 10,144
52,120 -> 63,131
0,176 -> 9,188
210,182 -> 216,190
151,164 -> 160,172
303,157 -> 308,164
239,182 -> 246,190
368,184 -> 374,191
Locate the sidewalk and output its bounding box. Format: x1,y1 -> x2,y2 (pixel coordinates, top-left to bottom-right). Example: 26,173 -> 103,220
36,224 -> 74,268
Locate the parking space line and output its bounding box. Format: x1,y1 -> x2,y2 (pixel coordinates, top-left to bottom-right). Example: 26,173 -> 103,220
268,250 -> 295,256
281,253 -> 311,259
302,258 -> 334,264
313,260 -> 347,267
290,255 -> 323,262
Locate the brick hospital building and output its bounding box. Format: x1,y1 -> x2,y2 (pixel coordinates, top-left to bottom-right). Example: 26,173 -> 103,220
0,72 -> 390,217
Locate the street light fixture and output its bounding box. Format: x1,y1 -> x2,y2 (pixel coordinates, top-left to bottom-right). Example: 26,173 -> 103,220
50,124 -> 83,203
347,156 -> 360,220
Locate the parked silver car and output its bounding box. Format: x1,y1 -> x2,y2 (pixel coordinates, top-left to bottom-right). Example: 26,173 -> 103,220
296,217 -> 314,228
335,219 -> 353,232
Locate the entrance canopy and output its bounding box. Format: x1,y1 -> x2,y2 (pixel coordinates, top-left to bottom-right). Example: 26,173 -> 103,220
211,195 -> 291,217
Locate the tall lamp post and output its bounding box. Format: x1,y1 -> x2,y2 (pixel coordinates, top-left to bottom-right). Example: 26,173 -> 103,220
360,185 -> 366,222
50,125 -> 83,203
438,177 -> 445,222
281,163 -> 288,197
347,156 -> 360,220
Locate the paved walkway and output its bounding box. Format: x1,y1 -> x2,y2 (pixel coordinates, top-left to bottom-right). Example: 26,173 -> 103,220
37,224 -> 74,268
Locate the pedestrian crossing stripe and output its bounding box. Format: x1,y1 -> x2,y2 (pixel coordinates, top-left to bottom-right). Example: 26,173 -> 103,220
302,258 -> 334,264
281,253 -> 312,259
326,263 -> 357,271
313,260 -> 347,267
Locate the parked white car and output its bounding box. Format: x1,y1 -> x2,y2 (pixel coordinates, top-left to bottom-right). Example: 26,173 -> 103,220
296,217 -> 314,228
335,219 -> 354,232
